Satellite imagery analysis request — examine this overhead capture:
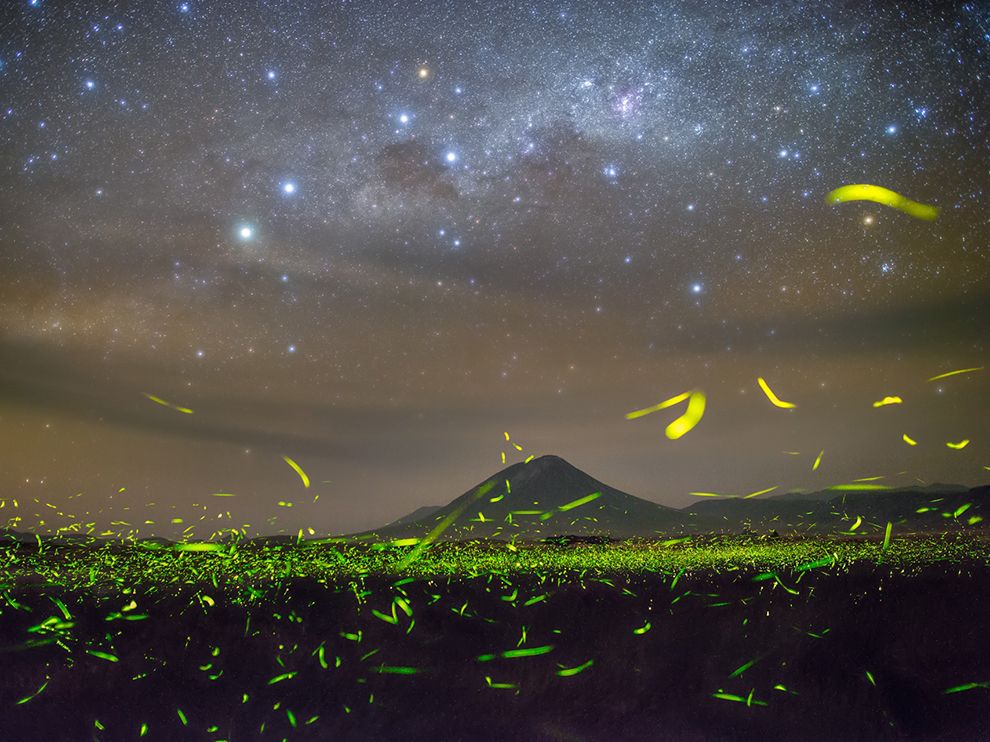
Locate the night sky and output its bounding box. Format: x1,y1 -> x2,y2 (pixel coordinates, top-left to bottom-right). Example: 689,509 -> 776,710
1,0 -> 988,538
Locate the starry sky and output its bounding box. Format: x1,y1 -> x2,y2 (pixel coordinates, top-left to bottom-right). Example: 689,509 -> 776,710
1,0 -> 988,538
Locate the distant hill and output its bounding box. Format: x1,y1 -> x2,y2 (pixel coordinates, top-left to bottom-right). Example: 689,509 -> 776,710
765,482 -> 970,503
356,455 -> 689,541
3,459 -> 985,545
387,505 -> 443,528
358,456 -> 989,541
685,484 -> 989,535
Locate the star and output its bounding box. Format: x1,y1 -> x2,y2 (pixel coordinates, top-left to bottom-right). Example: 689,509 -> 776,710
238,226 -> 254,240
281,181 -> 297,195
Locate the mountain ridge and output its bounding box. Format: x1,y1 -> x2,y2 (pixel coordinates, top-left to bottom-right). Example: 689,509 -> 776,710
362,455 -> 989,541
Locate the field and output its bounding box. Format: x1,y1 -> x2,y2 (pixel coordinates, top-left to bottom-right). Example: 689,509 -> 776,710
3,534 -> 990,740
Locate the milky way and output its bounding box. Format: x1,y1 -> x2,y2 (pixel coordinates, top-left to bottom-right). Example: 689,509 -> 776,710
1,0 -> 988,535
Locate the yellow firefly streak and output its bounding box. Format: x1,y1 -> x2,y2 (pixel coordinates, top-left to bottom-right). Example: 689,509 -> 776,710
626,390 -> 706,439
282,456 -> 310,488
902,433 -> 917,446
927,367 -> 983,382
825,184 -> 939,220
946,440 -> 970,450
625,391 -> 692,420
743,486 -> 778,499
872,396 -> 903,407
143,393 -> 193,414
757,377 -> 797,409
665,391 -> 706,440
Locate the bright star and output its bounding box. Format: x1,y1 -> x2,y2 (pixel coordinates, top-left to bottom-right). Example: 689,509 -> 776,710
238,226 -> 254,240
85,80 -> 95,90
444,150 -> 458,163
886,124 -> 897,134
398,113 -> 410,124
691,283 -> 703,294
266,70 -> 276,80
281,181 -> 296,195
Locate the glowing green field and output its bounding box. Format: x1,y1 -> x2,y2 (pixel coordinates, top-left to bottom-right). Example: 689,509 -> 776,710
3,535 -> 990,739
5,534 -> 989,593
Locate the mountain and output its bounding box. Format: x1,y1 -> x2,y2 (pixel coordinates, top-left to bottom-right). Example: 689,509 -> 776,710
357,455 -> 689,541
357,456 -> 989,541
387,505 -> 443,528
685,484 -> 989,535
765,482 -> 970,503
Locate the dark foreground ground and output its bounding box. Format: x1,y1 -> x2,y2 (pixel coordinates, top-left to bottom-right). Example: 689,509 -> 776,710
2,539 -> 989,740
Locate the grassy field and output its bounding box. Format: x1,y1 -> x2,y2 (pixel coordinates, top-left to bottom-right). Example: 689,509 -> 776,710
2,534 -> 989,740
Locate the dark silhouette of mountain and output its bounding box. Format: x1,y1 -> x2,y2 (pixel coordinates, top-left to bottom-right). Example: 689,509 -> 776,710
357,455 -> 989,541
387,505 -> 442,528
685,484 -> 989,535
357,455 -> 688,541
765,482 -> 969,503
0,528 -> 34,544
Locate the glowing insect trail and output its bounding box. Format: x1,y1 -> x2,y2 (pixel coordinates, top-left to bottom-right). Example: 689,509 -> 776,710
928,367 -> 983,382
757,377 -> 797,409
743,486 -> 778,499
626,390 -> 706,439
873,396 -> 903,407
142,393 -> 194,414
282,456 -> 311,488
825,184 -> 939,220
813,450 -> 824,471
625,391 -> 691,420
